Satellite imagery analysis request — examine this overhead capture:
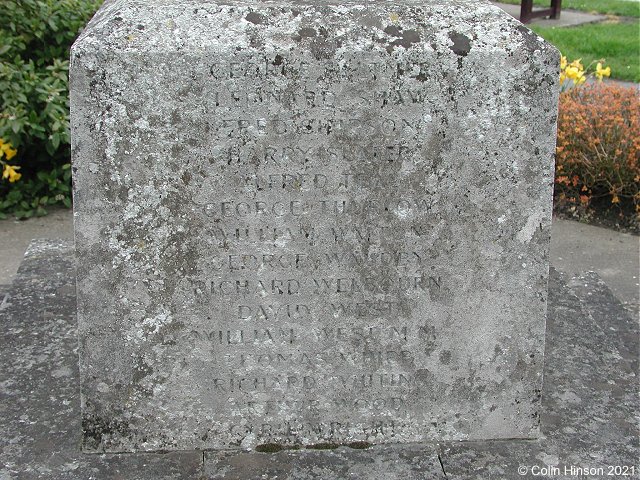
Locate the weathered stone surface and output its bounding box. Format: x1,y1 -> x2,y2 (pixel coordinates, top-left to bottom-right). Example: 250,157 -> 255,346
439,269 -> 639,479
0,240 -> 203,479
1,242 -> 637,478
70,0 -> 558,452
0,286 -> 8,309
204,444 -> 445,479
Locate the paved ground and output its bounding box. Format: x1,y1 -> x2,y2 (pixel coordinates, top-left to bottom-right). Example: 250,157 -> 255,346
0,208 -> 74,287
492,1 -> 607,27
0,209 -> 637,313
550,219 -> 639,314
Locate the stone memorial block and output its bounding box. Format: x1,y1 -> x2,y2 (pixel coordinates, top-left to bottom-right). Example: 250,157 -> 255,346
71,0 -> 559,452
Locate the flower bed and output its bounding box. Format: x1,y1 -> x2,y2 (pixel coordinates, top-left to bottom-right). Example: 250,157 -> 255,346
555,83 -> 639,232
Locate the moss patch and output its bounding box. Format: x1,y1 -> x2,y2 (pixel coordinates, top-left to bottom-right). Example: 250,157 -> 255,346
255,441 -> 373,453
255,443 -> 286,453
347,441 -> 372,449
305,442 -> 341,450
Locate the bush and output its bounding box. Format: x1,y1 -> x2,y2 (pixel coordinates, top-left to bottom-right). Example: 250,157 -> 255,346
0,0 -> 102,219
555,83 -> 640,231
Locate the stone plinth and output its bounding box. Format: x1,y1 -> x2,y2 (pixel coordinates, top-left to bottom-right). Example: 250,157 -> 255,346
70,0 -> 559,452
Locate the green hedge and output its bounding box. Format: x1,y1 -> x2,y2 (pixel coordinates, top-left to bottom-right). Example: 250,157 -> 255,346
0,0 -> 102,219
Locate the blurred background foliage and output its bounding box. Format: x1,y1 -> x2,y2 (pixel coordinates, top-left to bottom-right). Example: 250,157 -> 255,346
0,0 -> 102,219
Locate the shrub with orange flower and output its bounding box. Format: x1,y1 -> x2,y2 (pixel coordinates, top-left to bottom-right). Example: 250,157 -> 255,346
555,83 -> 639,226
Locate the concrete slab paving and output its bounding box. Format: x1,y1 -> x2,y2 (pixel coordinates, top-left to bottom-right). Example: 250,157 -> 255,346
0,208 -> 74,288
550,218 -> 639,314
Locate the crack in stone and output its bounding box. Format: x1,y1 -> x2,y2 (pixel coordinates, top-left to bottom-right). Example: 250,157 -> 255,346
438,453 -> 449,479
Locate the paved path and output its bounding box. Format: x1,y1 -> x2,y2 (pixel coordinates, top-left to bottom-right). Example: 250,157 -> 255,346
550,218 -> 639,314
0,209 -> 74,286
492,1 -> 607,27
0,209 -> 637,312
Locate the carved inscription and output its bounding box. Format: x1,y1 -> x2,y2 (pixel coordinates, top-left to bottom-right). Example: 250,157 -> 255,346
190,53 -> 447,429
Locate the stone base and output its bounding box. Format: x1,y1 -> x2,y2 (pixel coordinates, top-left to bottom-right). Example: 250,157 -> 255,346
0,240 -> 637,479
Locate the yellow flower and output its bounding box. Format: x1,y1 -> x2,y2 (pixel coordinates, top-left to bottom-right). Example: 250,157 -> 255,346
595,62 -> 611,81
0,140 -> 17,160
565,65 -> 580,81
569,58 -> 584,70
560,56 -> 567,70
2,164 -> 21,183
559,71 -> 567,85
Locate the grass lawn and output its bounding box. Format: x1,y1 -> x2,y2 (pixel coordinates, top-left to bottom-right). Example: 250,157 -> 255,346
499,0 -> 640,17
530,21 -> 640,82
